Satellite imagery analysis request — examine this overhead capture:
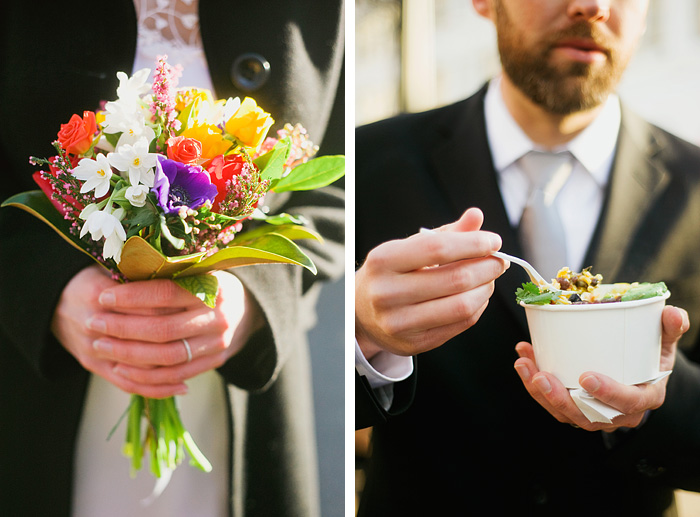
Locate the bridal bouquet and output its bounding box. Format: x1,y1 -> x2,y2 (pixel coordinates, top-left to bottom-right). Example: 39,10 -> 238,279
2,57 -> 344,479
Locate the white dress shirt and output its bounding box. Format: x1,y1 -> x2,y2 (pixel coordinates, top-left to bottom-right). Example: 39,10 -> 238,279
356,76 -> 622,406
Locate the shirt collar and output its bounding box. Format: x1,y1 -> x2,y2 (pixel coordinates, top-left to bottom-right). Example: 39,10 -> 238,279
484,75 -> 620,187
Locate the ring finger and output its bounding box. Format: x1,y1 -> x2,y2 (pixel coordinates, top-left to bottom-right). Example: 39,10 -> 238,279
92,336 -> 197,367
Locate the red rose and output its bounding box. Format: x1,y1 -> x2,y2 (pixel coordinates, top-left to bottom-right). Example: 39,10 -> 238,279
167,135 -> 203,164
207,153 -> 249,212
57,111 -> 97,155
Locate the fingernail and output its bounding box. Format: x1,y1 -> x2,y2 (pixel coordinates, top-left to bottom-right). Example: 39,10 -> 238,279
93,339 -> 112,353
514,364 -> 530,382
87,317 -> 106,333
175,386 -> 189,396
581,375 -> 600,393
533,375 -> 551,395
113,365 -> 128,378
99,291 -> 116,306
491,234 -> 502,250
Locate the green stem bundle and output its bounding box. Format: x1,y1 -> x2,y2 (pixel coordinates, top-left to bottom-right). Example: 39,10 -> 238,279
122,394 -> 212,478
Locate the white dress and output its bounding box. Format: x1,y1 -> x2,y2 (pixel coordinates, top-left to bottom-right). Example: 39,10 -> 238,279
72,2 -> 228,515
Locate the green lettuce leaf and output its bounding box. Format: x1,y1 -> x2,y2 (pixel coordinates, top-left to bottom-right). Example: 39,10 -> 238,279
620,282 -> 668,301
515,282 -> 560,305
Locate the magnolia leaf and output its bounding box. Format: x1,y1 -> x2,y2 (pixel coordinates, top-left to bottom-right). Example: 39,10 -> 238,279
174,274 -> 219,308
1,190 -> 94,259
254,138 -> 291,182
234,223 -> 323,245
117,236 -> 206,281
253,211 -> 307,226
272,155 -> 345,193
174,233 -> 317,278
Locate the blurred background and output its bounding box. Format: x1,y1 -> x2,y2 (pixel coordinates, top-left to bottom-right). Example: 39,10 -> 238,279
308,276 -> 344,517
356,0 -> 700,144
355,0 -> 700,514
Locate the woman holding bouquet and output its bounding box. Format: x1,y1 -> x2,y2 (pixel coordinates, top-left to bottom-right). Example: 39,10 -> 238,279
0,1 -> 344,516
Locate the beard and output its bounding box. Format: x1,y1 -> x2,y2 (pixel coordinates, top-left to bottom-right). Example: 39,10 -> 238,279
494,2 -> 632,114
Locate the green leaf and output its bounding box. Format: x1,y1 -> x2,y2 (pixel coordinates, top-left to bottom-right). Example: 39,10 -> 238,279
620,282 -> 668,301
234,223 -> 322,245
1,190 -> 96,260
272,155 -> 345,193
515,282 -> 560,305
160,214 -> 185,250
174,274 -> 219,308
104,131 -> 121,148
254,138 -> 291,182
175,233 -> 317,277
123,206 -> 159,238
117,236 -> 206,281
252,211 -> 307,226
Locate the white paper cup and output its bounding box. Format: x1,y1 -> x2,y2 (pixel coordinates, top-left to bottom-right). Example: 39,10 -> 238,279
521,290 -> 670,389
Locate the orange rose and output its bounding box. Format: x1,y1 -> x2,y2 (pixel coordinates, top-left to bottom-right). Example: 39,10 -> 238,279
167,135 -> 203,164
57,111 -> 97,155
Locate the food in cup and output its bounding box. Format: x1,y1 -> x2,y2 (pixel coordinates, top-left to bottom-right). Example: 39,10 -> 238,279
516,266 -> 668,305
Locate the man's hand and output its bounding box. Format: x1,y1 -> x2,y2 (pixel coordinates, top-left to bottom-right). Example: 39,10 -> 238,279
514,305 -> 689,431
355,207 -> 509,360
51,265 -> 263,398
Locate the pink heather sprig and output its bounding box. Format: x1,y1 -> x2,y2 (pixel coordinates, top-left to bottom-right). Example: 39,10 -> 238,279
165,206 -> 242,257
256,123 -> 319,170
218,164 -> 270,220
151,55 -> 183,139
30,143 -> 122,278
30,142 -> 93,222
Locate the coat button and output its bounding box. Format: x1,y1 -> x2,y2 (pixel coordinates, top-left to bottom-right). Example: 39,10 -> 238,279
230,53 -> 270,92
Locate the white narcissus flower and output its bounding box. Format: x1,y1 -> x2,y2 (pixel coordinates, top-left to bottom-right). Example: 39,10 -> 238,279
125,184 -> 150,207
108,137 -> 157,187
79,204 -> 127,263
71,154 -> 113,198
116,69 -> 151,105
101,100 -> 155,147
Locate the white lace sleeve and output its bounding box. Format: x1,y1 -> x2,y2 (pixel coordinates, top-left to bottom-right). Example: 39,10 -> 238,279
132,0 -> 215,92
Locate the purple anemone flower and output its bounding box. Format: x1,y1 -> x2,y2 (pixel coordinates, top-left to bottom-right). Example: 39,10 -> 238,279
153,155 -> 218,213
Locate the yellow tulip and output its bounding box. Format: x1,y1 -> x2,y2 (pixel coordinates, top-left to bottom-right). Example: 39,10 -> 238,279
180,124 -> 232,160
224,97 -> 274,149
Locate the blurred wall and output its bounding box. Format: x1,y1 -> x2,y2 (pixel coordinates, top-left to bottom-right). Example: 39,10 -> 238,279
356,0 -> 700,144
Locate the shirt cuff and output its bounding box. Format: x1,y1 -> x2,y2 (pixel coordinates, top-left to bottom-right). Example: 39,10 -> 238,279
355,338 -> 413,389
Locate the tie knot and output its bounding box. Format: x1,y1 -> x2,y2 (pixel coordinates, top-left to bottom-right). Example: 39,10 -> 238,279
519,151 -> 573,205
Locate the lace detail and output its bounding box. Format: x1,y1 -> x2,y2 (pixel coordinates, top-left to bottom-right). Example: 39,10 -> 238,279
132,0 -> 214,92
134,0 -> 202,51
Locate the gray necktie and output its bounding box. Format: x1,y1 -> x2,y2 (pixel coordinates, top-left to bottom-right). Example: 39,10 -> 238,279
518,151 -> 573,281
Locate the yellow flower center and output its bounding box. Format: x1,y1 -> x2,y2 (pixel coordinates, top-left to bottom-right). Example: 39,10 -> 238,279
97,169 -> 106,177
133,157 -> 141,167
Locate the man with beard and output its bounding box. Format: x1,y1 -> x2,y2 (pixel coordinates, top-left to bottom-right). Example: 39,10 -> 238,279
355,0 -> 700,515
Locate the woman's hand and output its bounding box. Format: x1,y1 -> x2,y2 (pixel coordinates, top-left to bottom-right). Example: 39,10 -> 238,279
52,265 -> 263,398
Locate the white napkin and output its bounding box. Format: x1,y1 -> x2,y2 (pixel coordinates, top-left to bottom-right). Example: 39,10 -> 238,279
569,371 -> 672,423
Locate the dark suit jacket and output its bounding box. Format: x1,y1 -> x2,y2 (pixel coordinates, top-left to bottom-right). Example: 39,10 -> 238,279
355,86 -> 700,516
0,2 -> 344,516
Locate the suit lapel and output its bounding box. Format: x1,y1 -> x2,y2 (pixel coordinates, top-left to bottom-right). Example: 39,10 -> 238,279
424,94 -> 675,333
429,87 -> 530,330
584,106 -> 671,281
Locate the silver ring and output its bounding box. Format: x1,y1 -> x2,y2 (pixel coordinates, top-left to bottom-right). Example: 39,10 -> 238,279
182,338 -> 193,363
